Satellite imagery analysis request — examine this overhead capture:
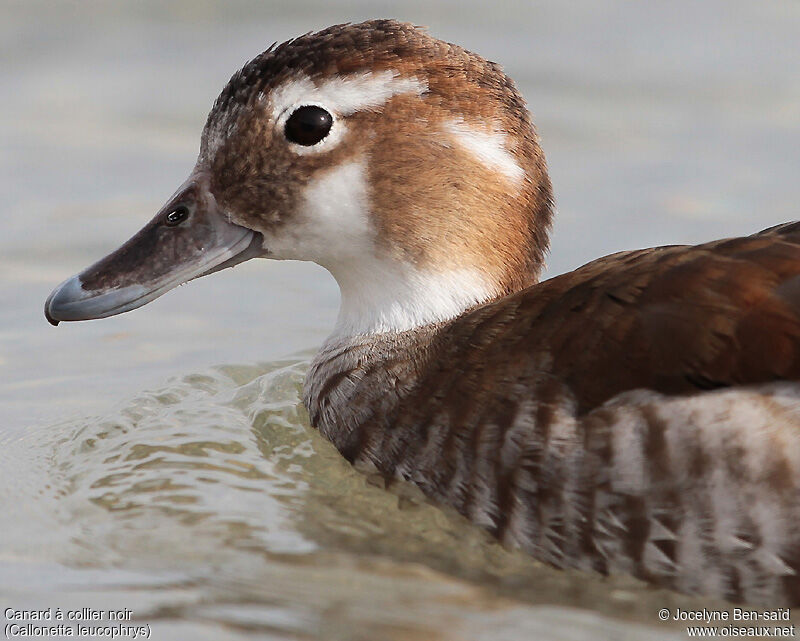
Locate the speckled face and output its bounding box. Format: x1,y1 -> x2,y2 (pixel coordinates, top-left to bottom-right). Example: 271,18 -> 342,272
45,20 -> 554,334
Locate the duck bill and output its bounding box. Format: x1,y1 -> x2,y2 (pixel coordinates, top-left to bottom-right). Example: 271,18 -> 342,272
44,174 -> 264,326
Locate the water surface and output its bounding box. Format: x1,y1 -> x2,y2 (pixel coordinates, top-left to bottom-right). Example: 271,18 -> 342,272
2,1 -> 799,639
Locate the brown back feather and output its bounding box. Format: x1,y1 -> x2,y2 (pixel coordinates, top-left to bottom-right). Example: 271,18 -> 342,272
435,222 -> 800,414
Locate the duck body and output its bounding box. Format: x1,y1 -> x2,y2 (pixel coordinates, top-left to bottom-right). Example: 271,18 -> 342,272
307,223 -> 800,604
44,20 -> 800,604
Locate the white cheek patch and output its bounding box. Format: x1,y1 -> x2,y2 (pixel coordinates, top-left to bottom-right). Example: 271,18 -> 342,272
444,119 -> 525,188
265,158 -> 497,336
264,71 -> 427,156
265,159 -> 373,263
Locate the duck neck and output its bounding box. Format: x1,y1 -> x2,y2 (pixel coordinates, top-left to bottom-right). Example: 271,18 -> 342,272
322,257 -> 504,339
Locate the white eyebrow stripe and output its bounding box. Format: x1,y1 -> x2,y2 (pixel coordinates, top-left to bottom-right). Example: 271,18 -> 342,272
268,71 -> 427,120
444,119 -> 525,188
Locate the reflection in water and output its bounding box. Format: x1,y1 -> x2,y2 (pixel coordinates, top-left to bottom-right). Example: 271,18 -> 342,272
6,360 -> 708,639
59,361 -> 316,558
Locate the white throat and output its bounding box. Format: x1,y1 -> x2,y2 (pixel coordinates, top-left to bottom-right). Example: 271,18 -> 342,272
330,261 -> 497,337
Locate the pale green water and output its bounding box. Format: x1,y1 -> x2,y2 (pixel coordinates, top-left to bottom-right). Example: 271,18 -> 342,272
1,1 -> 799,639
1,359 -> 697,639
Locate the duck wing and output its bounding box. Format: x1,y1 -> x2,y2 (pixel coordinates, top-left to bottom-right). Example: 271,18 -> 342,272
447,221 -> 800,414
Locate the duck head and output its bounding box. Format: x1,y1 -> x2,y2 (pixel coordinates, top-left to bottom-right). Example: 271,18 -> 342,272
45,20 -> 553,336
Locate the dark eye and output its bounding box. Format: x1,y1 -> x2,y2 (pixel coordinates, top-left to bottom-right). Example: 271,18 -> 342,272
164,205 -> 189,227
284,106 -> 333,146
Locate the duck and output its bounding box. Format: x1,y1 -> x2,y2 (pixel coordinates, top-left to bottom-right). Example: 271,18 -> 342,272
44,20 -> 800,605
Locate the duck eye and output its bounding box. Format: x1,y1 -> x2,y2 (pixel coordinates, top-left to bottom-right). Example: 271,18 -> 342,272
164,205 -> 189,227
284,106 -> 333,146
